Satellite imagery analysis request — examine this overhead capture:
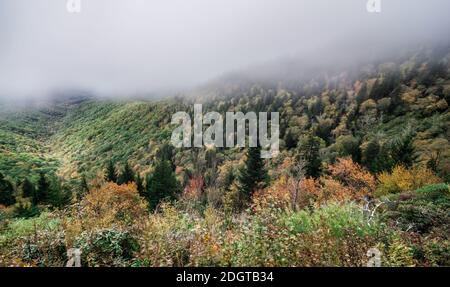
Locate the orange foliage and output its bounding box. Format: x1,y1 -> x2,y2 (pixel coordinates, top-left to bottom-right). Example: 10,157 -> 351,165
183,176 -> 204,201
299,178 -> 321,197
320,178 -> 351,203
328,157 -> 376,193
308,157 -> 375,203
252,158 -> 375,210
252,176 -> 291,211
252,176 -> 321,211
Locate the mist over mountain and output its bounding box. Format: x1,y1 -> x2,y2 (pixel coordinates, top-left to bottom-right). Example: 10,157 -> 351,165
1,0 -> 450,99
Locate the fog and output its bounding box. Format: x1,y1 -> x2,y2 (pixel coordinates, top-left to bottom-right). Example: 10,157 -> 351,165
0,0 -> 449,99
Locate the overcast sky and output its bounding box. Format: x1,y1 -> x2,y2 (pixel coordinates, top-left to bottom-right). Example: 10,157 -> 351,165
0,0 -> 449,99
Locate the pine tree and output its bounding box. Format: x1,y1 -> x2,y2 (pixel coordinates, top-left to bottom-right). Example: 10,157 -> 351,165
47,179 -> 72,208
147,160 -> 180,210
21,178 -> 35,198
362,138 -> 382,173
356,83 -> 368,105
105,160 -> 117,183
389,130 -> 417,168
0,172 -> 15,206
79,175 -> 89,198
160,143 -> 175,170
237,146 -> 268,203
34,172 -> 51,205
284,130 -> 298,149
297,133 -> 323,178
136,173 -> 146,198
118,162 -> 135,185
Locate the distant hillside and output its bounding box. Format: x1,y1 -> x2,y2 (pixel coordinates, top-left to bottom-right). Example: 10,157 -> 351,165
0,47 -> 449,184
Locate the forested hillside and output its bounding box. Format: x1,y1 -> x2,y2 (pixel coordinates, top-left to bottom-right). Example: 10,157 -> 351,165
0,48 -> 449,266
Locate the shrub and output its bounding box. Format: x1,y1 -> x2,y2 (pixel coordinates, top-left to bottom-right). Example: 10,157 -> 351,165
138,203 -> 196,266
74,228 -> 139,267
383,237 -> 416,267
63,182 -> 148,246
315,158 -> 375,204
225,203 -> 402,267
382,188 -> 450,235
327,157 -> 376,195
421,239 -> 450,266
376,165 -> 441,196
0,213 -> 66,266
415,183 -> 450,207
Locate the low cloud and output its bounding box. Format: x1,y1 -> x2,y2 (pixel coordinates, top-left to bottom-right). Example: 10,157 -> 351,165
0,0 -> 449,99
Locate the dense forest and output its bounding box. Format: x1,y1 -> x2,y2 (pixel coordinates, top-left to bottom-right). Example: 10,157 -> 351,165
0,48 -> 449,266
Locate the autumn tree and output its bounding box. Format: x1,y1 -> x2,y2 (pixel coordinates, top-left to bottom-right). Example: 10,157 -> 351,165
376,165 -> 441,196
68,182 -> 148,234
327,157 -> 376,196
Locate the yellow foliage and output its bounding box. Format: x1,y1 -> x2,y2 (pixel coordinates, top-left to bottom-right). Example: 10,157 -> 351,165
376,165 -> 441,196
63,182 -> 148,245
383,238 -> 416,267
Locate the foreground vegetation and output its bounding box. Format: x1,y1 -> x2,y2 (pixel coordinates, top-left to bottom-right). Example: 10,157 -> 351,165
0,157 -> 448,266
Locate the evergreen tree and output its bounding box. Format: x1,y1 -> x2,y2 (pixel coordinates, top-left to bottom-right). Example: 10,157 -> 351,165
297,133 -> 323,178
0,172 -> 15,206
362,138 -> 382,173
34,172 -> 51,205
105,160 -> 118,183
136,173 -> 146,198
147,160 -> 180,210
237,146 -> 268,203
118,162 -> 135,185
389,129 -> 417,168
21,178 -> 35,198
284,130 -> 298,149
205,148 -> 218,169
160,143 -> 175,170
14,202 -> 40,218
48,179 -> 72,208
32,172 -> 56,205
79,175 -> 89,198
356,83 -> 368,105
